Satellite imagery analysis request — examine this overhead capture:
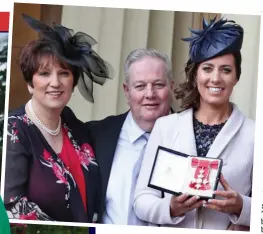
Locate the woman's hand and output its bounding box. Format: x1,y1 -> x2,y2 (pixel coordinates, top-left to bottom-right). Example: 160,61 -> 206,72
170,193 -> 205,217
204,174 -> 243,216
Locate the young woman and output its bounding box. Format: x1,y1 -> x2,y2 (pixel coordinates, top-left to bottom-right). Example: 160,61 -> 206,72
134,17 -> 253,230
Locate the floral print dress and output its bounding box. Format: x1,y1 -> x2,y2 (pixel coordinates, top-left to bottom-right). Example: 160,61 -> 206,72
4,105 -> 100,223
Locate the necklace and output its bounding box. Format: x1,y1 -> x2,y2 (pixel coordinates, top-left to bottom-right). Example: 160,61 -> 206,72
28,99 -> 61,136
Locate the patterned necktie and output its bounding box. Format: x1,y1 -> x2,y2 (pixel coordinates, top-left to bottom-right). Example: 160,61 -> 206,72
128,132 -> 149,225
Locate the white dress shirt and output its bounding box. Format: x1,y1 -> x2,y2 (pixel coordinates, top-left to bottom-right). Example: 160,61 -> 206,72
102,111 -> 148,225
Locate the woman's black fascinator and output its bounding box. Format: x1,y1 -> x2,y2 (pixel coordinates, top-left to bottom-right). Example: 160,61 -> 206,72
182,16 -> 244,63
22,14 -> 114,103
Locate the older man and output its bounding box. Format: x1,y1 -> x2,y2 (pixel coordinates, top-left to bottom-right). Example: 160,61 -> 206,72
86,48 -> 174,225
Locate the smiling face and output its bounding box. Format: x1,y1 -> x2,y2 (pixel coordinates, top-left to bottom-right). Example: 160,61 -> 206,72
28,56 -> 74,112
196,54 -> 238,108
123,56 -> 173,130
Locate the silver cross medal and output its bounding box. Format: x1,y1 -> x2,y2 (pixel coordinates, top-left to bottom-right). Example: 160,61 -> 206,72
194,167 -> 204,189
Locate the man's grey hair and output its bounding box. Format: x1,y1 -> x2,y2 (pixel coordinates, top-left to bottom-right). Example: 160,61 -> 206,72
124,48 -> 173,84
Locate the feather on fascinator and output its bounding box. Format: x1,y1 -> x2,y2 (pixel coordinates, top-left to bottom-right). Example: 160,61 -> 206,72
182,16 -> 244,63
22,14 -> 114,103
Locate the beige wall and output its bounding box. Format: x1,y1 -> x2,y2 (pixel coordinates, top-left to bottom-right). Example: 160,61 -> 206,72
225,14 -> 260,120
61,7 -> 260,122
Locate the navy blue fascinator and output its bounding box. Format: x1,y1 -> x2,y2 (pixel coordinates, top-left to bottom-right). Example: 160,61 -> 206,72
182,16 -> 244,63
22,14 -> 114,103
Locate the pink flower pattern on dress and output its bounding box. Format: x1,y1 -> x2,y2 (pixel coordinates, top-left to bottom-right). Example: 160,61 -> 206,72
20,210 -> 38,220
10,129 -> 19,143
41,149 -> 68,185
7,115 -> 98,220
52,163 -> 68,184
64,126 -> 98,171
77,143 -> 97,170
7,196 -> 52,221
22,114 -> 33,126
8,115 -> 34,144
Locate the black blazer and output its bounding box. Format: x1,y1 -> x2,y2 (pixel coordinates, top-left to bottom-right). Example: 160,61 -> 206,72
85,112 -> 128,222
84,108 -> 175,222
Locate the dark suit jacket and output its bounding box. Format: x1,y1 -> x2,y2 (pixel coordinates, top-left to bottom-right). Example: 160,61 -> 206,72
84,108 -> 175,223
85,112 -> 128,222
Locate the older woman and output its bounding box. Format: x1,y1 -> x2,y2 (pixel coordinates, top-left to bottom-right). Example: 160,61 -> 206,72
133,17 -> 253,230
4,14 -> 113,223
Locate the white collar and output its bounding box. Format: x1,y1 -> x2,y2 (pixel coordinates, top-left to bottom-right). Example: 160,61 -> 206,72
122,111 -> 146,144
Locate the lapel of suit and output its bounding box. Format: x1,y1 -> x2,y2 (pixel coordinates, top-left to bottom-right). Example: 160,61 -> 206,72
175,108 -> 198,156
100,112 -> 127,190
96,112 -> 128,217
205,104 -> 245,159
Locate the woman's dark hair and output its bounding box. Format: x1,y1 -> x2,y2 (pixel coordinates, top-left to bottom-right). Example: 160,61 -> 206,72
19,39 -> 80,87
174,51 -> 242,112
